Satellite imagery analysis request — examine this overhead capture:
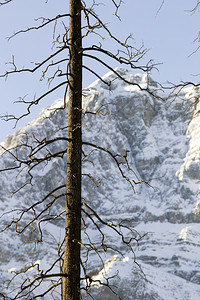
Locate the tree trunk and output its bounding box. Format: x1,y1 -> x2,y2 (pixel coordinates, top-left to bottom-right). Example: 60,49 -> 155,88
62,0 -> 82,299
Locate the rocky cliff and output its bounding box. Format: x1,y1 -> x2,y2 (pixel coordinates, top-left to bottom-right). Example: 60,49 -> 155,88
1,68 -> 200,299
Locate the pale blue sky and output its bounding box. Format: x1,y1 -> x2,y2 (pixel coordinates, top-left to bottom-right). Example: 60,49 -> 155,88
0,0 -> 199,142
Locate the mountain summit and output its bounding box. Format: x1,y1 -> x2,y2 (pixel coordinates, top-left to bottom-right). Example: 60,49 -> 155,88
1,68 -> 200,299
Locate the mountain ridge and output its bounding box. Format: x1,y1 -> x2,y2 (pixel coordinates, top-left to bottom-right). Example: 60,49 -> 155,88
1,68 -> 200,299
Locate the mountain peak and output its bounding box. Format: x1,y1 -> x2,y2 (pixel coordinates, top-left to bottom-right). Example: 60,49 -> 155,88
88,67 -> 158,92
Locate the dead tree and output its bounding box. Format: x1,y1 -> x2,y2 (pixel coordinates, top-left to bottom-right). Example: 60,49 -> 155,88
0,1 -> 161,299
63,1 -> 82,299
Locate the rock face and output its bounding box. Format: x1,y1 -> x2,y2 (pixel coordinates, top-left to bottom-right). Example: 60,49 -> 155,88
1,68 -> 200,299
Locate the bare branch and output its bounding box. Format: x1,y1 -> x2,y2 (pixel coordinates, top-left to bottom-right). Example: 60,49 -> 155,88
8,14 -> 70,40
0,0 -> 12,6
0,47 -> 66,78
156,0 -> 165,16
1,81 -> 68,125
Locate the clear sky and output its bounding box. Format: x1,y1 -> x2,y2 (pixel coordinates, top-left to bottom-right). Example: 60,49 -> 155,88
0,0 -> 199,142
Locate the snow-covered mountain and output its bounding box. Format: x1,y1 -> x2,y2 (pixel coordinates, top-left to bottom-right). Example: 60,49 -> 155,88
1,68 -> 200,299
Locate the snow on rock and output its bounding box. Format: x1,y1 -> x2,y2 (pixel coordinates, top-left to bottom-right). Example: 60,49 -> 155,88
1,68 -> 200,299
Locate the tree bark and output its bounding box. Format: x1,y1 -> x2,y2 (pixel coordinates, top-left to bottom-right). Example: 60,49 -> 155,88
62,0 -> 82,299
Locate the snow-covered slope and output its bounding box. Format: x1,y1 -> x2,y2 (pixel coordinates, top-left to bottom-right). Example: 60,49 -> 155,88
1,68 -> 200,299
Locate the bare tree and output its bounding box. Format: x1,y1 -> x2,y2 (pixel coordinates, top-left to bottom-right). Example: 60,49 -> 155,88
63,1 -> 82,299
0,1 -> 160,299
